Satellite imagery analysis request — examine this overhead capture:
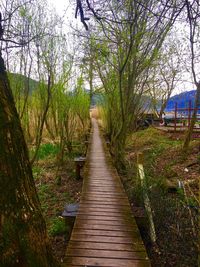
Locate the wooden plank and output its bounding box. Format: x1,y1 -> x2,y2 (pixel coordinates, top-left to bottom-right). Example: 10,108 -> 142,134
64,257 -> 151,267
66,248 -> 148,260
83,185 -> 123,190
75,218 -> 138,229
78,206 -> 130,213
63,119 -> 150,267
74,223 -> 136,231
76,215 -> 134,222
81,196 -> 129,203
81,192 -> 127,198
79,202 -> 130,208
75,218 -> 136,227
83,190 -> 125,195
67,241 -> 146,252
85,178 -> 120,183
84,186 -> 123,191
84,182 -> 121,185
77,211 -> 130,217
70,233 -> 142,244
71,229 -> 141,238
79,203 -> 130,209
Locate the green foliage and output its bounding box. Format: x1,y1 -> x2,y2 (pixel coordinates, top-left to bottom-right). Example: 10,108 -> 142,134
48,218 -> 67,236
31,143 -> 60,160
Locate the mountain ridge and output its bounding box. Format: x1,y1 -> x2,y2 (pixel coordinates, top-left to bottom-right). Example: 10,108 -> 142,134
165,90 -> 198,111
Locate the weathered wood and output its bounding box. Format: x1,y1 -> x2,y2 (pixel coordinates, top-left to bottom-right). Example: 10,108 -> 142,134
74,223 -> 135,231
74,156 -> 86,180
78,206 -> 131,213
67,241 -> 146,251
75,218 -> 135,226
70,233 -> 141,244
63,119 -> 151,267
71,229 -> 141,238
64,257 -> 150,267
66,248 -> 148,259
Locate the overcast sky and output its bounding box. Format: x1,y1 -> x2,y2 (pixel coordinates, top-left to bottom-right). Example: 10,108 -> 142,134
46,0 -> 194,94
47,0 -> 69,14
47,0 -> 76,25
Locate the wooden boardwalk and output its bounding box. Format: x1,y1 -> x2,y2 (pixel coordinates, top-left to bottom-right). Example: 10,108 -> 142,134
63,119 -> 151,267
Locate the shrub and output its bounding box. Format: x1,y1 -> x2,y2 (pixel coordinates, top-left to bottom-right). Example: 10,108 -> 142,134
33,143 -> 60,160
48,217 -> 67,236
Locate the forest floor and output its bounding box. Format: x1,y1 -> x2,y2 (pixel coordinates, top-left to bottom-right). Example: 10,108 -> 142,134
120,127 -> 199,267
32,143 -> 84,264
32,128 -> 199,266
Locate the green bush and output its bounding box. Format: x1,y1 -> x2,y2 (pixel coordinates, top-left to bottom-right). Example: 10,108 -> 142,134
48,217 -> 67,236
34,143 -> 60,160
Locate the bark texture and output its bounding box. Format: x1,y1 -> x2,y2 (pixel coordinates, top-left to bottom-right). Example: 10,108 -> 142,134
0,54 -> 58,267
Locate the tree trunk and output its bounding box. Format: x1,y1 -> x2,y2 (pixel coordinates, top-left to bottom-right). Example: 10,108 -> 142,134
183,83 -> 200,150
30,75 -> 51,165
0,54 -> 58,267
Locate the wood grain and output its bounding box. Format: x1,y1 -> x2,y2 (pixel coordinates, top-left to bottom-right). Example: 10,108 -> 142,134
63,119 -> 151,267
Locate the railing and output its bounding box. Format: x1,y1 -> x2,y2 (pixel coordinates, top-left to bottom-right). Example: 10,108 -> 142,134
164,101 -> 200,137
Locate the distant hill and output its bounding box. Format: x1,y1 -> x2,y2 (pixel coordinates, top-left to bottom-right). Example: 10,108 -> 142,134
165,90 -> 198,111
8,72 -> 39,95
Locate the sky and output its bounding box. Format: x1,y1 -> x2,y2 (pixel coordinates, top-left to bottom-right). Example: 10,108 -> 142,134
47,0 -> 76,25
47,0 -> 70,14
46,0 -> 195,95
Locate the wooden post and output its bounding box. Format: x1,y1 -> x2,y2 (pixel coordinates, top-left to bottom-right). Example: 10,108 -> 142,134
137,152 -> 144,165
137,153 -> 156,244
62,204 -> 79,241
188,100 -> 192,128
74,157 -> 86,180
174,102 -> 177,132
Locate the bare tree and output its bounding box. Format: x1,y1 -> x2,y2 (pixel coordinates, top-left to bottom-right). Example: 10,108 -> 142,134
76,0 -> 184,165
183,0 -> 200,150
149,36 -> 182,119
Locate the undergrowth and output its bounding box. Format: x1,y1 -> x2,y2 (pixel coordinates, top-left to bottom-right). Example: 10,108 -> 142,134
123,127 -> 199,267
31,140 -> 84,237
30,143 -> 60,160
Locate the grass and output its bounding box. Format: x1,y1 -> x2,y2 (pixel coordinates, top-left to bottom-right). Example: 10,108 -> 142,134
31,147 -> 83,243
125,127 -> 182,191
30,143 -> 60,161
48,217 -> 68,236
123,126 -> 199,267
127,127 -> 181,152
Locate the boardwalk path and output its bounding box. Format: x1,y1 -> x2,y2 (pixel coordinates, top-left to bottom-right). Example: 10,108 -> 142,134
63,119 -> 151,267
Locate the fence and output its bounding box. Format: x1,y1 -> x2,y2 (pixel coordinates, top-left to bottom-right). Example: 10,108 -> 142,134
164,101 -> 200,137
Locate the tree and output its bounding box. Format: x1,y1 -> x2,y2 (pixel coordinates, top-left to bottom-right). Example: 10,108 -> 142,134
0,4 -> 58,266
183,0 -> 200,150
0,53 -> 58,267
148,36 -> 182,119
76,0 -> 183,165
